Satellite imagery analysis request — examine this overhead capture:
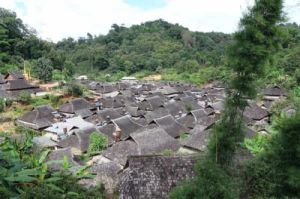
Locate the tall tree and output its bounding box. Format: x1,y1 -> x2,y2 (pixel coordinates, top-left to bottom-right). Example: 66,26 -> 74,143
32,57 -> 53,82
170,0 -> 284,198
210,0 -> 284,166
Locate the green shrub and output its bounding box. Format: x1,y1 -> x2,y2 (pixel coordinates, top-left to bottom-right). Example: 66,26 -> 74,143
295,68 -> 300,85
19,91 -> 32,104
162,149 -> 173,156
66,84 -> 83,97
179,133 -> 189,140
0,137 -> 105,199
0,98 -> 5,112
20,173 -> 105,199
32,57 -> 53,82
244,111 -> 300,198
185,103 -> 193,112
87,132 -> 108,155
243,134 -> 270,155
169,159 -> 238,199
15,126 -> 39,136
49,94 -> 60,107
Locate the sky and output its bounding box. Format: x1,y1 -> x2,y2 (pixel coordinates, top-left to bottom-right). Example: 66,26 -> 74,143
0,0 -> 299,42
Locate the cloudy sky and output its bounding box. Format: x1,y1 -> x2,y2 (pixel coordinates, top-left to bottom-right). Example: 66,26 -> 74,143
1,0 -> 299,42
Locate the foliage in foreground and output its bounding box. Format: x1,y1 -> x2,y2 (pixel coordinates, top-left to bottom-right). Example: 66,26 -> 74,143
0,134 -> 105,199
169,159 -> 237,199
243,110 -> 300,199
170,0 -> 285,198
88,132 -> 108,155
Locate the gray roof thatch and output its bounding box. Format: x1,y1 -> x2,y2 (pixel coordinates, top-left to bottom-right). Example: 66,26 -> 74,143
102,140 -> 139,166
81,161 -> 122,194
139,95 -> 164,111
46,147 -> 79,171
57,127 -> 99,153
131,128 -> 180,155
4,70 -> 24,80
143,107 -> 170,123
119,155 -> 197,199
262,86 -> 286,96
164,101 -> 186,117
59,98 -> 95,114
126,106 -> 141,117
244,102 -> 269,121
181,129 -> 211,151
154,86 -> 179,95
0,74 -> 5,84
98,108 -> 122,122
32,135 -> 58,150
179,96 -> 202,110
153,115 -> 189,138
17,105 -> 56,130
4,79 -> 38,90
112,116 -> 144,140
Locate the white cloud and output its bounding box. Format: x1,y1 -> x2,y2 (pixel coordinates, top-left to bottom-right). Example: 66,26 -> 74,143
0,0 -> 299,42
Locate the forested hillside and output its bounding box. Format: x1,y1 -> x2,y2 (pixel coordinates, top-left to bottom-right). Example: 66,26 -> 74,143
1,7 -> 300,86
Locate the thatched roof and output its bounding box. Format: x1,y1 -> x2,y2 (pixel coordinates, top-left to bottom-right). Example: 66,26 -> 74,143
153,115 -> 189,138
0,74 -> 5,84
181,129 -> 211,151
17,105 -> 56,130
244,102 -> 269,121
164,101 -> 186,117
131,128 -> 180,155
98,108 -> 122,121
112,116 -> 144,139
119,155 -> 197,199
139,95 -> 164,111
59,98 -> 95,114
262,86 -> 286,96
102,140 -> 139,166
81,161 -> 122,194
57,127 -> 98,153
4,70 -> 24,80
144,107 -> 170,123
154,86 -> 179,95
46,147 -> 79,171
32,135 -> 58,149
179,96 -> 202,110
4,79 -> 38,90
176,114 -> 196,129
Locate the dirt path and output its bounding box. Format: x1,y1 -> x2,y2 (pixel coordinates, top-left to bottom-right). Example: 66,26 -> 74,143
143,74 -> 162,81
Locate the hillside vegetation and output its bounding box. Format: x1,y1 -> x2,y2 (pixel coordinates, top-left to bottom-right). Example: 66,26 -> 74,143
1,7 -> 299,86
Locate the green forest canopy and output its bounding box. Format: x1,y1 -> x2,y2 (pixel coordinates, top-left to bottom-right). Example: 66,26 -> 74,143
0,7 -> 300,85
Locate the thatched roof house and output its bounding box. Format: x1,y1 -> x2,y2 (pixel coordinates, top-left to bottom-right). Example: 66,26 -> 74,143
119,155 -> 197,199
17,105 -> 56,130
130,128 -> 180,155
